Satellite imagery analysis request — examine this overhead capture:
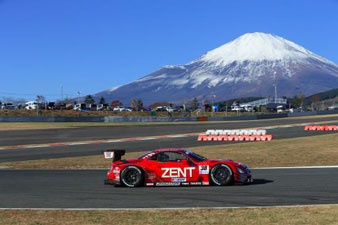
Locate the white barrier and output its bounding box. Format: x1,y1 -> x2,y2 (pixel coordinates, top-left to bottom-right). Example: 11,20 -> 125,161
205,129 -> 267,135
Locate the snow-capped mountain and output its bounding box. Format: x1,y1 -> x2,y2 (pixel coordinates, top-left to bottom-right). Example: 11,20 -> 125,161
96,32 -> 338,104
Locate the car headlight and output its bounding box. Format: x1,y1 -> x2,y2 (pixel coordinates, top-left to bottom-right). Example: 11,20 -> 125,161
236,167 -> 245,174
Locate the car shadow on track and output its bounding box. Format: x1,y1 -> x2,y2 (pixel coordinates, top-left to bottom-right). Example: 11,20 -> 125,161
250,179 -> 274,185
108,179 -> 274,188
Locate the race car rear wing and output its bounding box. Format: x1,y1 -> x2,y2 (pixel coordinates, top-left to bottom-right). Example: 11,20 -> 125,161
102,149 -> 126,162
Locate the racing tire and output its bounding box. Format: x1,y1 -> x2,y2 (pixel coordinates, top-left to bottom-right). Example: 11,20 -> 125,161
120,166 -> 144,187
210,164 -> 234,186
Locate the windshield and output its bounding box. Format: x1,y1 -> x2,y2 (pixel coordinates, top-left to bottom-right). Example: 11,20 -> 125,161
184,150 -> 207,161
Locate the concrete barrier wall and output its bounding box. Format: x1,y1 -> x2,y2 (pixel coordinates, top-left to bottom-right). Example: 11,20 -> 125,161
288,109 -> 338,117
317,109 -> 338,115
256,113 -> 288,119
104,116 -> 198,122
0,110 -> 337,123
0,116 -> 104,122
208,115 -> 258,121
287,111 -> 317,117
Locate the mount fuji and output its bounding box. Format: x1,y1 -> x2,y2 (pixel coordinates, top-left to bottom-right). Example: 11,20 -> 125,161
95,32 -> 338,104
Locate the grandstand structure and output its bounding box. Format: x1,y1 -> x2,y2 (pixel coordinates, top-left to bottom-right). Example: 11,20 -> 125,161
241,97 -> 287,107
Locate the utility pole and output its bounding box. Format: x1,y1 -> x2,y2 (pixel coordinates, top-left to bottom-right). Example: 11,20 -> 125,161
61,84 -> 64,101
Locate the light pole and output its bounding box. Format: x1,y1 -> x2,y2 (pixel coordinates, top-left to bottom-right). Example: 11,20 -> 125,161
77,91 -> 81,104
211,94 -> 216,117
273,84 -> 277,103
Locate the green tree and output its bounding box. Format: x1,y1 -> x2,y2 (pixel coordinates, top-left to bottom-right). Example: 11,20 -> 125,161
291,95 -> 300,108
299,93 -> 305,108
136,99 -> 143,111
312,94 -> 320,110
84,95 -> 95,104
130,98 -> 136,108
218,102 -> 225,111
190,98 -> 199,110
99,96 -> 106,104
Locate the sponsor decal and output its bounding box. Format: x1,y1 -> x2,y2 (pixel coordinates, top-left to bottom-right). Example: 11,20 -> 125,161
146,183 -> 155,186
199,165 -> 209,174
142,152 -> 156,159
103,151 -> 114,159
172,178 -> 186,182
161,167 -> 195,178
154,182 -> 204,186
189,182 -> 202,186
156,182 -> 181,186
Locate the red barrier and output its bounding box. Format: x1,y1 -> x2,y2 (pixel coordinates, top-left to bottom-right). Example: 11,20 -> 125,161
304,125 -> 311,131
261,135 -> 273,141
328,125 -> 338,130
197,134 -> 273,142
304,125 -> 338,131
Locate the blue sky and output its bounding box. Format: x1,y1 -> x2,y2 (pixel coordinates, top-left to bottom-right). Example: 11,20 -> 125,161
0,0 -> 337,101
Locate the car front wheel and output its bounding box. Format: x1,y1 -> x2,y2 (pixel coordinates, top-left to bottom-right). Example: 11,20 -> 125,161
210,164 -> 234,186
120,166 -> 144,187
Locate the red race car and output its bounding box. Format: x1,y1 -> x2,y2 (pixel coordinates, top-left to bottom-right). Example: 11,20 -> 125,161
103,148 -> 252,187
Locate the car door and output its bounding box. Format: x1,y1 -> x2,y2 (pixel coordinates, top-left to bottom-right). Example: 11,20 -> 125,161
153,152 -> 199,183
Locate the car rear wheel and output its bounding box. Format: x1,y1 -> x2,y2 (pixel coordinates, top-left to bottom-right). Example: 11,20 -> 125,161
120,166 -> 144,187
210,164 -> 234,186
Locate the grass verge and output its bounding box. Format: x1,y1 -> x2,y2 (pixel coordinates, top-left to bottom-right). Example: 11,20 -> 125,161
0,205 -> 338,225
2,133 -> 337,169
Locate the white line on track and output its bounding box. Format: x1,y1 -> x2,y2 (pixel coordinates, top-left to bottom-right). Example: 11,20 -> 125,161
67,142 -> 88,145
0,203 -> 337,211
25,145 -> 50,148
169,135 -> 189,138
105,140 -> 122,143
138,137 -> 157,140
253,165 -> 338,169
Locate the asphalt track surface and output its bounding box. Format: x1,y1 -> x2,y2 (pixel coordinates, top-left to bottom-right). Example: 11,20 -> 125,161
0,116 -> 337,162
1,116 -> 338,146
1,168 -> 338,208
0,116 -> 338,209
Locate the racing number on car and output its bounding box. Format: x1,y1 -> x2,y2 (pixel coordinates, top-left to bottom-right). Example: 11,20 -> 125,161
199,165 -> 209,174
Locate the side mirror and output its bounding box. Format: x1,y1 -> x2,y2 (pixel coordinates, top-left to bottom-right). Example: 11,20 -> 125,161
187,158 -> 196,166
